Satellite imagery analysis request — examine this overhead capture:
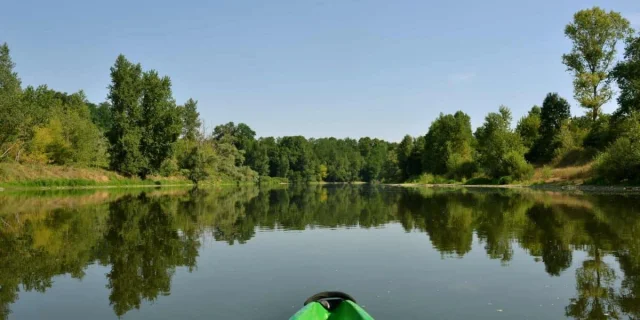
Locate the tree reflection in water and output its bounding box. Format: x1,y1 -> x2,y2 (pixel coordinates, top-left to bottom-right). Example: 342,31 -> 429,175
1,186 -> 640,318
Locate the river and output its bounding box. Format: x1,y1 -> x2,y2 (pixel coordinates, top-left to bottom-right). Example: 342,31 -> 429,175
1,185 -> 639,319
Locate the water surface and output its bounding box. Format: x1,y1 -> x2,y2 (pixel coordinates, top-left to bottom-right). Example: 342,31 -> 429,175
2,186 -> 640,319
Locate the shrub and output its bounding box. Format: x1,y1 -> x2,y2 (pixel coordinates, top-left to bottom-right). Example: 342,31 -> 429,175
446,152 -> 477,180
498,176 -> 513,185
503,151 -> 534,180
594,137 -> 640,183
594,114 -> 640,184
159,158 -> 179,177
541,166 -> 553,180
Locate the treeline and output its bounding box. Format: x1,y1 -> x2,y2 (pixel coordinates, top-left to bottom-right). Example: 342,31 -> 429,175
1,6 -> 639,184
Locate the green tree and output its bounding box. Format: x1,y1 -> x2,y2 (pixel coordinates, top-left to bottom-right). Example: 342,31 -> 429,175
182,145 -> 213,185
423,111 -> 475,178
594,112 -> 640,183
612,34 -> 640,120
107,56 -> 181,178
475,106 -> 533,180
279,136 -> 317,182
540,93 -> 572,138
358,137 -> 388,182
245,140 -> 270,176
139,70 -> 182,177
406,136 -> 424,178
212,122 -> 256,153
0,43 -> 24,160
107,55 -> 146,176
562,7 -> 633,121
397,135 -> 414,180
180,98 -> 201,141
530,93 -> 572,162
87,101 -> 113,133
516,106 -> 541,151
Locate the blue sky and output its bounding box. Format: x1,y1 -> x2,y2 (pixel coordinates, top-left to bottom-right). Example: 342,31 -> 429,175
2,0 -> 639,141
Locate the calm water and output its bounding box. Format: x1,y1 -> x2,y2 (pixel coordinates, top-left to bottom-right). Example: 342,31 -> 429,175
2,186 -> 640,319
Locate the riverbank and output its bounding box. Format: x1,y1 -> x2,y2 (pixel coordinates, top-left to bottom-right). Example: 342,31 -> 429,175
394,163 -> 640,193
2,162 -> 637,193
0,163 -> 192,190
395,182 -> 640,193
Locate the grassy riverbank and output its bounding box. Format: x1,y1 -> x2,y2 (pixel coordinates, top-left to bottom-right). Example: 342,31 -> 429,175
0,162 -> 635,192
0,163 -> 192,189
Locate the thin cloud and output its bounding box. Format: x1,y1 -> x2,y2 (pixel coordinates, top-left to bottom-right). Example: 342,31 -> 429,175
448,72 -> 476,83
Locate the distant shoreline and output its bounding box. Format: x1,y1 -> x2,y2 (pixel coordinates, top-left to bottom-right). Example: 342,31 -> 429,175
392,183 -> 640,193
3,180 -> 640,194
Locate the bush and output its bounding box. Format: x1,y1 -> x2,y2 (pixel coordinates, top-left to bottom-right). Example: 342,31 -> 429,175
465,177 -> 497,185
594,113 -> 640,184
258,176 -> 289,185
159,158 -> 179,177
498,176 -> 513,185
502,151 -> 534,180
541,166 -> 553,180
409,173 -> 452,184
594,137 -> 640,183
446,152 -> 477,180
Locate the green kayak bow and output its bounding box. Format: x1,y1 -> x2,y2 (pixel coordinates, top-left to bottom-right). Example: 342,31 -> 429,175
289,292 -> 374,320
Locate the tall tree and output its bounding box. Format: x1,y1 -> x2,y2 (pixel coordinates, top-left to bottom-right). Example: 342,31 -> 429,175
245,140 -> 269,176
562,7 -> 633,121
397,135 -> 414,180
180,98 -> 201,141
87,101 -> 113,133
612,34 -> 640,120
423,111 -> 475,177
0,43 -> 23,159
278,136 -> 316,182
139,70 -> 182,177
530,93 -> 572,162
358,137 -> 388,182
107,55 -> 146,176
516,106 -> 541,150
475,106 -> 532,180
212,122 -> 256,153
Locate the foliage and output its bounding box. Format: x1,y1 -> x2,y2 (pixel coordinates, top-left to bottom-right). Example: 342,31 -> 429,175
582,113 -> 613,151
541,165 -> 553,180
107,56 -> 181,178
87,102 -> 113,133
423,111 -> 475,177
516,106 -> 541,150
358,137 -> 389,182
529,93 -> 572,162
312,137 -> 363,182
0,43 -> 24,159
181,145 -> 213,184
107,55 -> 146,176
278,136 -> 317,182
409,173 -> 452,184
179,98 -> 201,141
594,113 -> 640,183
612,34 -> 640,120
562,7 -> 633,121
551,118 -> 593,166
475,106 -> 533,180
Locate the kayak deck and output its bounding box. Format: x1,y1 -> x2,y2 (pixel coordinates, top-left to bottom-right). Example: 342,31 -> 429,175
289,300 -> 373,320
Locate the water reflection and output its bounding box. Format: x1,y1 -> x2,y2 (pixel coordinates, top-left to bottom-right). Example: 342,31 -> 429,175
1,186 -> 640,319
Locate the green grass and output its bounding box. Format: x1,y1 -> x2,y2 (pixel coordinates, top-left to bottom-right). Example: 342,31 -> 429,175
1,178 -> 192,188
464,177 -> 499,185
407,173 -> 457,185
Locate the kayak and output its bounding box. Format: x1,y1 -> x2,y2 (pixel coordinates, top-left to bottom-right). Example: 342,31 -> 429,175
289,292 -> 374,320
